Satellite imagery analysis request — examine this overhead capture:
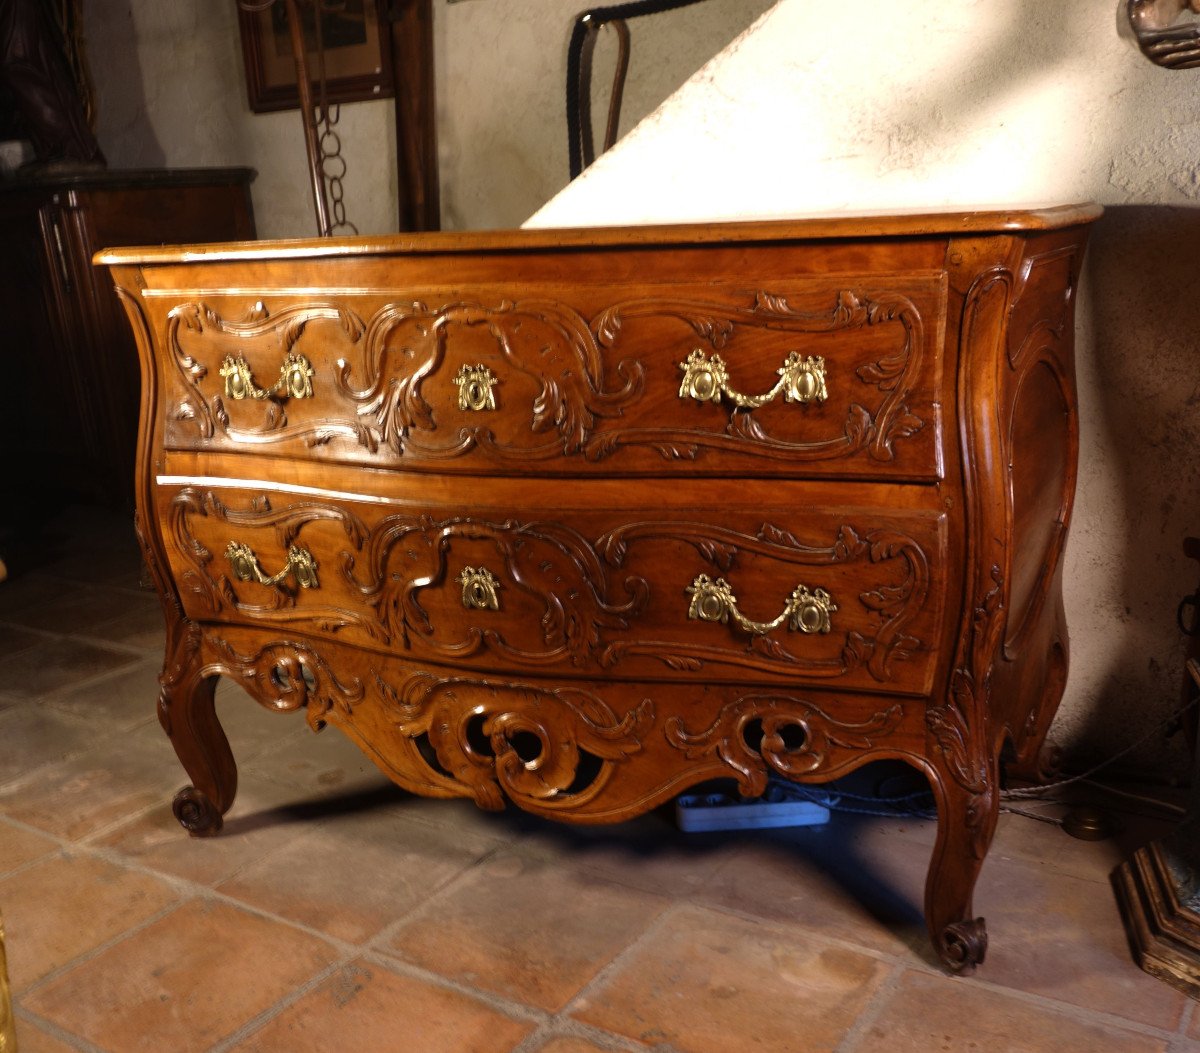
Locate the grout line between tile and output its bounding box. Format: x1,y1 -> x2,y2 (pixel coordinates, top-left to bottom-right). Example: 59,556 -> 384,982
557,901 -> 684,1020
358,948 -> 551,1026
925,970 -> 1186,1044
831,963 -> 906,1053
362,839 -> 515,952
203,959 -> 351,1053
13,1005 -> 109,1053
507,1017 -> 670,1053
9,791 -> 1193,1050
1178,997 -> 1196,1037
16,899 -> 188,999
0,617 -> 157,660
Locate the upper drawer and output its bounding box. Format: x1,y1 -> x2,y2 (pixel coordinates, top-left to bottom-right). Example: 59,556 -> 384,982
158,274 -> 946,480
157,481 -> 948,697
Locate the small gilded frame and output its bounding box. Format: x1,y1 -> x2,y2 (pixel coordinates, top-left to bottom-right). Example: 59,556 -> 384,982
237,0 -> 395,114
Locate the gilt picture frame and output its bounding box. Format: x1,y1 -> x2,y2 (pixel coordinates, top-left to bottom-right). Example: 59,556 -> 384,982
237,0 -> 395,114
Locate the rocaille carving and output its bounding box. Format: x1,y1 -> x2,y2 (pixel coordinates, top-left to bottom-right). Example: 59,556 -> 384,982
346,514 -> 649,665
166,289 -> 927,468
207,636 -> 366,724
109,210 -> 1096,978
599,520 -> 929,682
665,694 -> 904,798
167,492 -> 930,683
166,300 -> 367,444
370,670 -> 655,813
168,488 -> 377,638
335,299 -> 644,458
593,288 -> 926,463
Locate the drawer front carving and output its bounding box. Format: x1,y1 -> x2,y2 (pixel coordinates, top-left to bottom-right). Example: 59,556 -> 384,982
159,276 -> 944,480
159,485 -> 946,695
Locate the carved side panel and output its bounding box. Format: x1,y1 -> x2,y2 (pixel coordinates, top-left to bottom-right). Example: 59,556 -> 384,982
934,229 -> 1084,834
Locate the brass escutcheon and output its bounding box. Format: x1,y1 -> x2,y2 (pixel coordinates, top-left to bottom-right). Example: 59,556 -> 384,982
685,573 -> 836,637
226,541 -> 319,590
459,566 -> 501,610
219,351 -> 314,401
678,348 -> 827,409
453,363 -> 498,411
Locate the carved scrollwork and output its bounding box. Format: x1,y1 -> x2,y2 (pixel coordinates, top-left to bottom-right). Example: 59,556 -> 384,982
665,694 -> 903,797
172,786 -> 223,837
165,288 -> 929,471
168,488 -> 376,637
939,918 -> 989,973
599,520 -> 930,682
927,564 -> 1005,857
371,671 -> 654,813
347,514 -> 648,664
166,300 -> 365,444
206,637 -> 366,725
591,288 -> 927,463
335,299 -> 644,458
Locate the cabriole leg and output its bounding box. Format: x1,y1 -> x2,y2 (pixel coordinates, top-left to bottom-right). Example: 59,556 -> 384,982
157,625 -> 235,836
923,749 -> 1000,973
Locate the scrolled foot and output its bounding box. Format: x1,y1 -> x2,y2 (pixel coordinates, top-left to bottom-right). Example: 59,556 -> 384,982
939,917 -> 988,973
172,785 -> 223,837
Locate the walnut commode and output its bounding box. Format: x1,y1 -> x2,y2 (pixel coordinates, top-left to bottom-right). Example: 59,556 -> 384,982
100,206 -> 1099,973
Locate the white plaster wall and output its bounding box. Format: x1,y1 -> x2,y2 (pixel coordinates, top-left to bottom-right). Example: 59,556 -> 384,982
82,0 -> 397,239
436,0 -> 775,229
82,0 -> 772,237
531,0 -> 1200,776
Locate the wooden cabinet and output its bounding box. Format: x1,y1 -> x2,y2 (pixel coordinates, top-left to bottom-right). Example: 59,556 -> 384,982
100,205 -> 1099,974
0,168 -> 255,509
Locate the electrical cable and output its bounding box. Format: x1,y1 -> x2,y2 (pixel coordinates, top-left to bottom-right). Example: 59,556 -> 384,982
1003,694 -> 1197,803
566,0 -> 714,179
739,691 -> 1198,828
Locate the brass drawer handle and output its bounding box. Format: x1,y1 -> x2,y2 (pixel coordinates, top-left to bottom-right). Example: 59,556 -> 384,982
678,349 -> 827,408
219,352 -> 314,401
686,573 -> 836,636
459,566 -> 501,610
453,364 -> 498,411
225,541 -> 319,589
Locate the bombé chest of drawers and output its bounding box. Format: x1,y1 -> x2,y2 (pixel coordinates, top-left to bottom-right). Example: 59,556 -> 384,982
100,205 -> 1099,973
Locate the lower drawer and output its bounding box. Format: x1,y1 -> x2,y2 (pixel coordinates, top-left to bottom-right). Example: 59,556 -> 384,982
156,481 -> 948,695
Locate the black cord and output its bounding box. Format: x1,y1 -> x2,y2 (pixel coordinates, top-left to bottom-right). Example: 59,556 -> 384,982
567,0 -> 713,179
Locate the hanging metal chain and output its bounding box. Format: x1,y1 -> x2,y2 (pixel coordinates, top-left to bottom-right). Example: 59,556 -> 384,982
311,0 -> 358,234
237,0 -> 359,236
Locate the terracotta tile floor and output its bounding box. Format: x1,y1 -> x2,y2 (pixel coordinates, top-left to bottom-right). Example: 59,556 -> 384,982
1,507 -> 1198,1052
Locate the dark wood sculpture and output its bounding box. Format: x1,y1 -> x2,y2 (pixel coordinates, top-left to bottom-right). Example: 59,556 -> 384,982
0,0 -> 103,166
99,205 -> 1099,973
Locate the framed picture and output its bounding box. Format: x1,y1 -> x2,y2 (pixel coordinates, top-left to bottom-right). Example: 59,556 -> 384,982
237,0 -> 395,114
